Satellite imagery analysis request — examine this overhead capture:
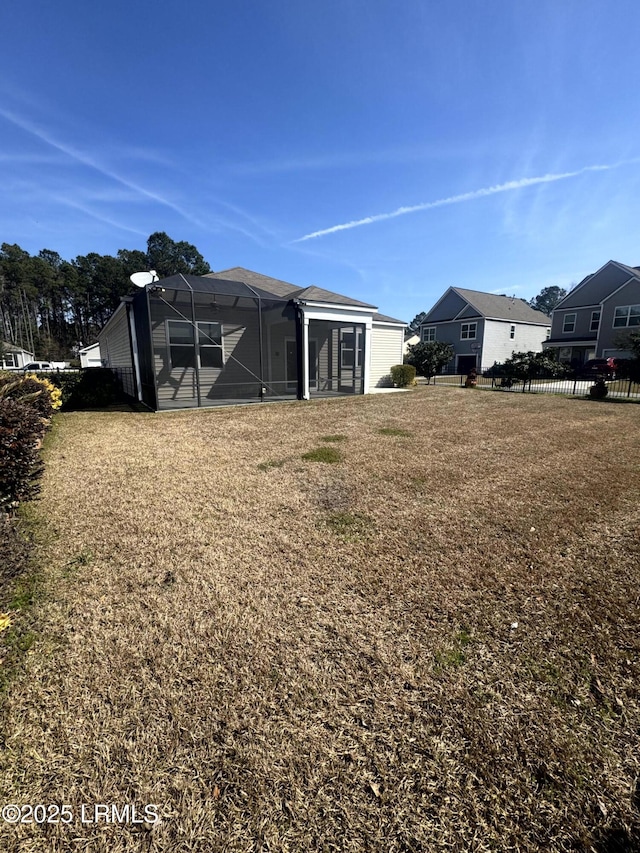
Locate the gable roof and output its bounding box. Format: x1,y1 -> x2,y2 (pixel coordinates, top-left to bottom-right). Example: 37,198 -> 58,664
451,288 -> 550,324
554,260 -> 640,311
207,267 -> 377,309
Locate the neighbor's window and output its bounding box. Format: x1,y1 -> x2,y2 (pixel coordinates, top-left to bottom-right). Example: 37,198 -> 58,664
562,313 -> 576,333
167,320 -> 195,368
613,305 -> 640,328
510,324 -> 516,340
460,322 -> 477,340
422,326 -> 436,342
590,310 -> 601,332
3,353 -> 17,367
340,328 -> 362,369
197,322 -> 224,368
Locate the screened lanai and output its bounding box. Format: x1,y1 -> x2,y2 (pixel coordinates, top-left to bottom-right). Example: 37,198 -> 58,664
99,271 -> 396,411
132,275 -> 300,410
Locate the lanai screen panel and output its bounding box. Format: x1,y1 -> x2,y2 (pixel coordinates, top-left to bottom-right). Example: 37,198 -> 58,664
147,276 -> 297,409
308,320 -> 365,395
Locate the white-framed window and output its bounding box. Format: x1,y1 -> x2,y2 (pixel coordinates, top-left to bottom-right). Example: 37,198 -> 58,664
340,328 -> 363,369
546,328 -> 551,339
166,320 -> 224,369
167,320 -> 195,368
562,313 -> 576,333
460,322 -> 476,340
613,305 -> 640,328
509,325 -> 516,340
3,353 -> 17,367
590,310 -> 600,332
197,322 -> 224,368
422,326 -> 436,342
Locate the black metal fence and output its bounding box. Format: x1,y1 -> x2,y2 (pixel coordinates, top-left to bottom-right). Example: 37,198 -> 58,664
430,370 -> 640,400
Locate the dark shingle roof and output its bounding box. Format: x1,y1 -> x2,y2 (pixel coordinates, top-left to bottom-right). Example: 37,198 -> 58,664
373,311 -> 406,324
452,288 -> 550,324
207,267 -> 377,309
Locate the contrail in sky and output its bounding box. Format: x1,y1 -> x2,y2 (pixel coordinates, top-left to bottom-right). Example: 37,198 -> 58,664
293,162 -> 625,242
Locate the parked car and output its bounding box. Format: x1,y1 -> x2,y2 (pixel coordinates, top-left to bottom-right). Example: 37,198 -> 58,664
579,358 -> 617,379
22,361 -> 54,372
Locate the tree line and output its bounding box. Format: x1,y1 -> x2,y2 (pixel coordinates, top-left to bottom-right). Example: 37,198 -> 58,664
0,232 -> 211,360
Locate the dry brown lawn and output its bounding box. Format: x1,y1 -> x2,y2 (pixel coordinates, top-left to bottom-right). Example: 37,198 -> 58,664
1,387 -> 639,852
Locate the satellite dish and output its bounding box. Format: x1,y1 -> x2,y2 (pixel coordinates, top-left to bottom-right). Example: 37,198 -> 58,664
130,270 -> 160,287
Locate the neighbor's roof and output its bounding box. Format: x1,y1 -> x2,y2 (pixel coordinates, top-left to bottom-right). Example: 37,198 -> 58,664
452,288 -> 551,324
207,267 -> 377,309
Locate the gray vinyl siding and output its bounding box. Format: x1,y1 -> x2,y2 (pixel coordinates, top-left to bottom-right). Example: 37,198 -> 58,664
550,307 -> 598,341
559,263 -> 634,309
369,324 -> 403,389
599,278 -> 640,355
423,290 -> 467,322
98,304 -> 133,369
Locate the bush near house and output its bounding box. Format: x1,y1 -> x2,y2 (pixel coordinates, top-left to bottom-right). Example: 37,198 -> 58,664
405,341 -> 454,383
39,367 -> 124,410
390,363 -> 416,387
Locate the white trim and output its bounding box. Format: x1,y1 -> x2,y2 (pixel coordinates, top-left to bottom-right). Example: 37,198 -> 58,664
562,313 -> 577,333
420,286 -> 456,322
602,276 -> 640,303
460,322 -> 477,340
302,320 -> 309,400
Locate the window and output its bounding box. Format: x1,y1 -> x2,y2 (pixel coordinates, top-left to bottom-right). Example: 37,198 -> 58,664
422,326 -> 436,342
198,322 -> 224,368
562,313 -> 576,333
340,328 -> 362,369
590,311 -> 600,332
613,305 -> 640,328
460,322 -> 477,340
167,320 -> 195,368
3,353 -> 17,367
546,328 -> 551,340
509,325 -> 516,340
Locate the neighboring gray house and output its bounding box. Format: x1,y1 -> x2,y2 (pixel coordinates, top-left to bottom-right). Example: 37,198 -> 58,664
543,260 -> 640,366
418,288 -> 550,374
98,267 -> 405,410
1,342 -> 34,370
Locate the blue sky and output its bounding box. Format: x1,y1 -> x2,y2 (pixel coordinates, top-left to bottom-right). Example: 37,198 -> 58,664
2,0 -> 640,323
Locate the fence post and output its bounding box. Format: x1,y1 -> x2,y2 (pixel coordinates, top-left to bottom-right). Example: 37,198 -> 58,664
573,378 -> 577,395
628,379 -> 633,398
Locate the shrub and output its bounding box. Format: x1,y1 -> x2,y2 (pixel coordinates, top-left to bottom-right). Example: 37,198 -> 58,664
390,364 -> 416,387
0,374 -> 59,419
405,341 -> 454,381
46,368 -> 123,409
0,399 -> 46,511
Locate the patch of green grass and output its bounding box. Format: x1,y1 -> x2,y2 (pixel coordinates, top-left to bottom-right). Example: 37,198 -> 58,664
302,447 -> 343,464
320,434 -> 348,443
325,511 -> 375,541
378,427 -> 412,437
257,459 -> 286,471
434,629 -> 474,671
9,573 -> 40,611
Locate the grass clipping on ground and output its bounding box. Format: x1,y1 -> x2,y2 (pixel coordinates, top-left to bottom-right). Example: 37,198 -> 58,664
1,387 -> 639,852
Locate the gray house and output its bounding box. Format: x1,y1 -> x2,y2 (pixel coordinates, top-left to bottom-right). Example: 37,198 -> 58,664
543,260 -> 640,366
98,267 -> 405,410
418,287 -> 550,373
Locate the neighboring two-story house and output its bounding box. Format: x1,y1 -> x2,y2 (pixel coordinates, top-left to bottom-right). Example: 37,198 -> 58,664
418,287 -> 550,374
543,260 -> 640,367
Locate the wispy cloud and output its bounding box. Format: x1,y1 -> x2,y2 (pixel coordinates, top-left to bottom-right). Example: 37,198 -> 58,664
0,106 -> 207,230
293,161 -> 635,242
